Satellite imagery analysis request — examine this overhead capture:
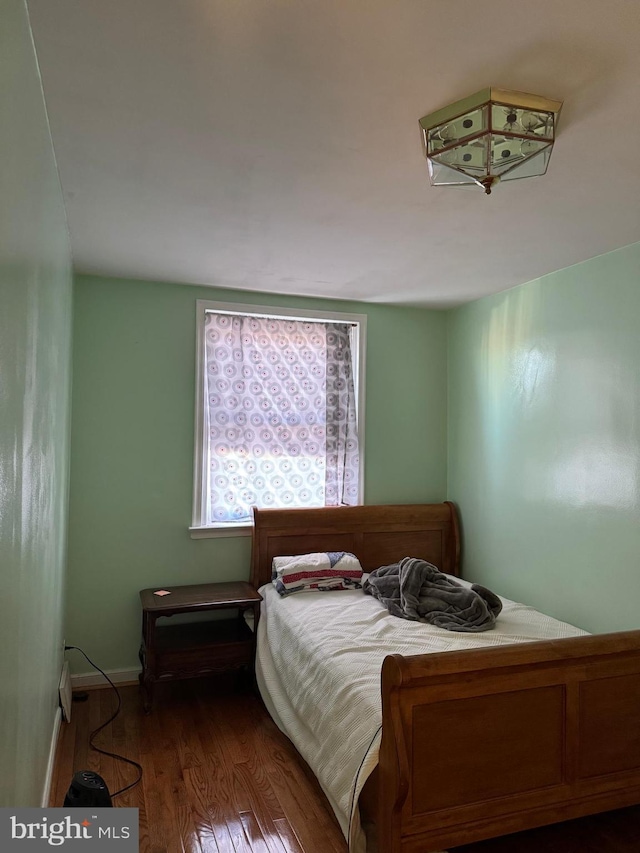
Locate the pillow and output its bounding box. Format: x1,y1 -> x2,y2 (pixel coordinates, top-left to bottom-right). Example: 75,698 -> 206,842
272,551 -> 364,597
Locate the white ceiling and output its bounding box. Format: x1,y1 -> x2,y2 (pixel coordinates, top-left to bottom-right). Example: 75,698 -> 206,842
27,0 -> 640,307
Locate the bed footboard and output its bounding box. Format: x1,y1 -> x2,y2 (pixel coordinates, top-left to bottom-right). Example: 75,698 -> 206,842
378,630 -> 640,852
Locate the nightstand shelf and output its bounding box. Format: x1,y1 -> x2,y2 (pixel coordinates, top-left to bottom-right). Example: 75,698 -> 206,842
138,581 -> 262,712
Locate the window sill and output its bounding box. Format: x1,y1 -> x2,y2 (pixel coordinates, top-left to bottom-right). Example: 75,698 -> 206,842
189,523 -> 253,539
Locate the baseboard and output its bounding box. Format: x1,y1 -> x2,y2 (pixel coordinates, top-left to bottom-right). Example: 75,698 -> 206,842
42,707 -> 62,807
70,667 -> 141,690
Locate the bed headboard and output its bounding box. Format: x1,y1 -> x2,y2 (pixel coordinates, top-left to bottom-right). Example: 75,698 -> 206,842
250,502 -> 460,589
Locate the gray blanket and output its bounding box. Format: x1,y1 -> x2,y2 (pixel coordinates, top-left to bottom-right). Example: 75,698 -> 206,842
363,557 -> 502,632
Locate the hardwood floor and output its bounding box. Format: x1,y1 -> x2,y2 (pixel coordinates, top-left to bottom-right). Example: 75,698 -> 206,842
52,678 -> 347,853
51,678 -> 640,852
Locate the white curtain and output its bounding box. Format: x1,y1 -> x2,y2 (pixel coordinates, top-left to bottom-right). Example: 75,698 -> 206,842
204,313 -> 359,524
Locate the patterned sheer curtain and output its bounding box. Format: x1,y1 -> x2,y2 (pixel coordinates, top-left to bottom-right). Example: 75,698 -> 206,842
204,312 -> 359,524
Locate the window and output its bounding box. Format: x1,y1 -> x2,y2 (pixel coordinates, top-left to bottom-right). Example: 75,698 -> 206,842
191,300 -> 366,536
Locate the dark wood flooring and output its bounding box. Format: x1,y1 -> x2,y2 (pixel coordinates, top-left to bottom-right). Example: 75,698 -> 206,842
51,678 -> 640,852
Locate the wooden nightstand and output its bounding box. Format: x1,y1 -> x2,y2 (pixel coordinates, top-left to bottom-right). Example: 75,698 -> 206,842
138,581 -> 262,712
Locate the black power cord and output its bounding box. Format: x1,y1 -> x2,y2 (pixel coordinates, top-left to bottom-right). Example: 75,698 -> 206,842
65,646 -> 143,799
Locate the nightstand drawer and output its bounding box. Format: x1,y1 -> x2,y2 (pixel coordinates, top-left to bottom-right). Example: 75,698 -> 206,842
154,619 -> 253,677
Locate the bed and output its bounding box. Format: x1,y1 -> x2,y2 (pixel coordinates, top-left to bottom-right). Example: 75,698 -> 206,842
250,501 -> 640,853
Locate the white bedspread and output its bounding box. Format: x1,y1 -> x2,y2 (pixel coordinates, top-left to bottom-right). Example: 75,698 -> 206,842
256,579 -> 587,853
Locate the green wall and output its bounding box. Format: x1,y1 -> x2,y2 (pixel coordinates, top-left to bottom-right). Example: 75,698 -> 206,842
0,0 -> 73,806
68,275 -> 447,672
448,242 -> 640,633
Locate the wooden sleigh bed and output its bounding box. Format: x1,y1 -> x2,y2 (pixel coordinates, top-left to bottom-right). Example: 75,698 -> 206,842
250,501 -> 640,852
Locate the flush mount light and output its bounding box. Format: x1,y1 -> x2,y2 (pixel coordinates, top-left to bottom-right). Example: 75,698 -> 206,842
419,88 -> 563,195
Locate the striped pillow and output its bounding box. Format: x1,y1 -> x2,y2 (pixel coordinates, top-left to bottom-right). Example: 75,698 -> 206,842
272,551 -> 364,597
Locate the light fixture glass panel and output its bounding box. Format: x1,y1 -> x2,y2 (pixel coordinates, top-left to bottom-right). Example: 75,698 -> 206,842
433,136 -> 489,177
490,135 -> 550,175
498,146 -> 553,181
491,104 -> 554,138
427,106 -> 488,154
428,160 -> 481,187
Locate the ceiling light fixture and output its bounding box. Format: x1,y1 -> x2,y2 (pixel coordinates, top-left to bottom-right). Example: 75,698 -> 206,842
419,88 -> 562,195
